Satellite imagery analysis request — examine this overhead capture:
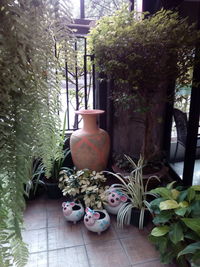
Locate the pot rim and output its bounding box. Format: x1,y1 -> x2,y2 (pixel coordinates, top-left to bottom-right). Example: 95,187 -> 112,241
75,109 -> 105,115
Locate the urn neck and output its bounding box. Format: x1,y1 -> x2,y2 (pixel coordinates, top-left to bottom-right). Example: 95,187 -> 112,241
82,114 -> 98,133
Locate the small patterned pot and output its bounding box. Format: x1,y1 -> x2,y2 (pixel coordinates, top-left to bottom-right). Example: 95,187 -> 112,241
104,187 -> 127,215
84,207 -> 110,235
62,202 -> 84,224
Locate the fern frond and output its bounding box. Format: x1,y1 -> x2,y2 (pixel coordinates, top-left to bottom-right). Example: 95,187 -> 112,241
0,0 -> 72,266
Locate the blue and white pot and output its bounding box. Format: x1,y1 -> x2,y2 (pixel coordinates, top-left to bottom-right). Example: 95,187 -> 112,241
84,207 -> 110,234
62,201 -> 84,224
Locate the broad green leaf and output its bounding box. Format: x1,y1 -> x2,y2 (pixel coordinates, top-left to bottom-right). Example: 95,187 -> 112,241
192,251 -> 200,265
175,207 -> 187,216
151,226 -> 170,237
149,235 -> 168,254
181,218 -> 200,236
159,200 -> 179,210
169,223 -> 184,244
161,250 -> 177,265
190,201 -> 200,217
171,189 -> 180,200
166,181 -> 176,190
179,201 -> 189,208
187,188 -> 196,202
178,242 -> 200,257
185,231 -> 200,241
150,187 -> 172,199
178,190 -> 188,202
153,211 -> 172,224
149,197 -> 164,214
191,185 -> 200,191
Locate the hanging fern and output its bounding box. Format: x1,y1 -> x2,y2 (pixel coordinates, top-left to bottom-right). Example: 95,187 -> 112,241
0,0 -> 72,266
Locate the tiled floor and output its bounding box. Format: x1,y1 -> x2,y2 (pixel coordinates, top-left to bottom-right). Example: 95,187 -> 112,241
23,195 -> 177,267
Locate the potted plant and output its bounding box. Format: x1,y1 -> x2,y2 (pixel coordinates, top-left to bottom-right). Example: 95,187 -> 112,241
43,112 -> 72,199
24,158 -> 45,200
59,168 -> 108,209
88,6 -> 199,165
107,155 -> 160,229
148,182 -> 200,266
43,146 -> 71,199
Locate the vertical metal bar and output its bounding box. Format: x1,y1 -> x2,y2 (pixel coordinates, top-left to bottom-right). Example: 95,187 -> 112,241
84,38 -> 88,109
65,61 -> 70,130
80,0 -> 85,19
130,0 -> 135,11
182,4 -> 200,186
92,55 -> 96,109
75,41 -> 79,128
163,80 -> 176,161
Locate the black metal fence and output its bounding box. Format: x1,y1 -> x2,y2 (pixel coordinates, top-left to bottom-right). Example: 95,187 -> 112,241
62,36 -> 96,131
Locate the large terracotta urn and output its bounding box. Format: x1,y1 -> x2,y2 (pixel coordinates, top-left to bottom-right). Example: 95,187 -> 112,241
70,109 -> 110,171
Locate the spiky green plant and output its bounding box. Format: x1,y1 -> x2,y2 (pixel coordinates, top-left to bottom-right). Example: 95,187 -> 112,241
0,0 -> 72,266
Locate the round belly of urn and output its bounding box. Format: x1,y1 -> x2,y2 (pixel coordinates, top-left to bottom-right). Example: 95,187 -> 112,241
70,109 -> 110,171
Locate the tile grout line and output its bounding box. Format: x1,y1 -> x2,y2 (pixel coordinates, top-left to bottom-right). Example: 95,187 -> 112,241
118,238 -> 133,266
46,202 -> 49,267
80,224 -> 92,267
131,258 -> 162,266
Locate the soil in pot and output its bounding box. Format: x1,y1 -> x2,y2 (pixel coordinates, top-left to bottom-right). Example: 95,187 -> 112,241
130,208 -> 150,228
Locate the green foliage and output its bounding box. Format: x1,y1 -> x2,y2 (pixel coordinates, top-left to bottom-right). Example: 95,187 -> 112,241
0,0 -> 72,266
107,155 -> 159,229
24,159 -> 45,197
88,6 -> 199,161
148,184 -> 200,265
85,0 -> 128,19
89,7 -> 198,105
59,169 -> 108,209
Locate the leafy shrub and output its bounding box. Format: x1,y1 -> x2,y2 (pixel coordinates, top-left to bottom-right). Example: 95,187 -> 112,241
59,169 -> 108,209
148,182 -> 200,266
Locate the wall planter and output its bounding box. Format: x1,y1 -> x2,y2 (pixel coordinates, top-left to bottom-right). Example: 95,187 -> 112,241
70,109 -> 110,171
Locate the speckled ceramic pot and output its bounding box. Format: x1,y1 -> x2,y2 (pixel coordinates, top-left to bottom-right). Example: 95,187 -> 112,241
84,207 -> 110,234
62,202 -> 84,224
70,109 -> 110,171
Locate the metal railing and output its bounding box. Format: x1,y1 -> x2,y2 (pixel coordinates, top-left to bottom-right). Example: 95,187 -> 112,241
60,36 -> 95,131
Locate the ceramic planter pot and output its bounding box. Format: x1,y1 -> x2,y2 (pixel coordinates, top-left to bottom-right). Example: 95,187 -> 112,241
62,202 -> 84,224
84,207 -> 110,234
130,208 -> 150,228
43,179 -> 63,199
104,187 -> 127,215
70,109 -> 110,171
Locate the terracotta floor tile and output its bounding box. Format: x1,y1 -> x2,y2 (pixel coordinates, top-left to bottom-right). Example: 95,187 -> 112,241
132,259 -> 177,267
22,229 -> 47,253
112,217 -> 148,239
49,246 -> 89,267
24,212 -> 47,230
121,237 -> 159,265
48,224 -> 84,250
45,197 -> 66,212
82,223 -> 118,244
24,201 -> 46,216
86,239 -> 131,267
25,252 -> 47,267
47,209 -> 66,228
